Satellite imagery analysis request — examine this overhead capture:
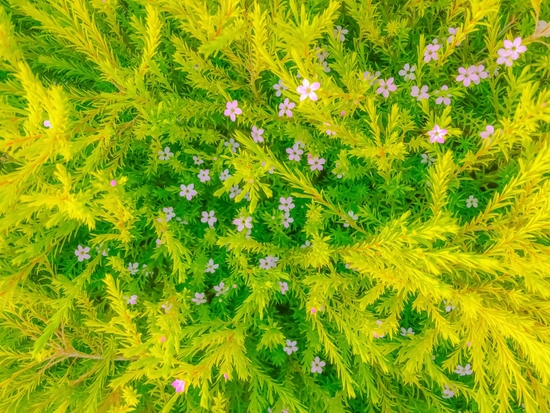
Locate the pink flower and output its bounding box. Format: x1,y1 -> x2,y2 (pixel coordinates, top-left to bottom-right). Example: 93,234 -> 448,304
435,85 -> 451,106
251,126 -> 264,143
273,79 -> 288,97
311,356 -> 326,374
411,85 -> 429,101
471,65 -> 488,84
308,156 -> 325,171
278,98 -> 295,117
398,63 -> 416,81
286,144 -> 303,161
311,307 -> 317,314
43,120 -> 52,128
424,44 -> 440,62
480,124 -> 494,139
223,100 -> 242,122
279,281 -> 289,295
281,212 -> 294,228
75,245 -> 91,262
456,66 -> 479,87
179,184 -> 197,200
233,216 -> 252,232
503,37 -> 527,60
201,210 -> 217,227
496,48 -> 513,66
110,180 -> 117,186
428,124 -> 448,144
376,78 -> 397,98
223,373 -> 229,381
363,70 -> 381,85
334,25 -> 348,42
297,79 -> 321,102
127,295 -> 138,305
197,169 -> 210,183
172,379 -> 185,393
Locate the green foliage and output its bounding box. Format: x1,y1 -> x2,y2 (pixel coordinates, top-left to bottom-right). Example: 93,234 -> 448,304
0,0 -> 550,412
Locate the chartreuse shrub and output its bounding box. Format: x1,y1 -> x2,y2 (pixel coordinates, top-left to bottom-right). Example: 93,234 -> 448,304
1,0 -> 550,412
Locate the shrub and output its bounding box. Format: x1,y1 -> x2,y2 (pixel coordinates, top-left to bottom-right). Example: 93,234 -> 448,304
1,0 -> 550,412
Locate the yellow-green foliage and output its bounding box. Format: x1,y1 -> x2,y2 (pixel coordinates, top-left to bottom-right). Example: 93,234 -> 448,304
0,0 -> 550,412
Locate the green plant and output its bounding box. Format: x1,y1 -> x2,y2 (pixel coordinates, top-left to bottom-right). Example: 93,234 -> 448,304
1,0 -> 550,412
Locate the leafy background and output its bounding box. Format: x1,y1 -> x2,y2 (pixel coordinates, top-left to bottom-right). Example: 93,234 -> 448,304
0,0 -> 550,412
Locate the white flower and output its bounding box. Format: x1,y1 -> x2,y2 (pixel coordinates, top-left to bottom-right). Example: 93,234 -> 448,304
193,155 -> 204,165
201,210 -> 217,227
466,195 -> 478,208
308,156 -> 325,171
334,25 -> 348,42
400,327 -> 415,336
224,138 -> 240,153
75,245 -> 91,262
442,385 -> 455,399
421,153 -> 436,166
260,255 -> 279,270
214,281 -> 229,296
279,196 -> 295,213
286,144 -> 304,162
311,356 -> 326,374
205,259 -> 219,273
179,184 -> 198,200
163,207 -> 176,222
273,79 -> 288,97
192,292 -> 207,305
127,295 -> 138,305
283,339 -> 298,355
127,262 -> 139,275
229,185 -> 242,199
455,363 -> 473,376
343,210 -> 358,227
279,281 -> 289,295
398,63 -> 416,81
220,169 -> 231,181
198,169 -> 210,183
233,216 -> 252,232
158,147 -> 174,160
281,213 -> 294,228
444,300 -> 455,312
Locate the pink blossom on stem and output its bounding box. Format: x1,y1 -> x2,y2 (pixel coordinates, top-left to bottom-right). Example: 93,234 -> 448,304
278,98 -> 296,117
428,124 -> 448,144
297,79 -> 321,102
223,100 -> 242,122
376,78 -> 397,98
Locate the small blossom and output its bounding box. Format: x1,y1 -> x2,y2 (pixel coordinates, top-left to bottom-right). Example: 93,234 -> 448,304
161,302 -> 172,313
273,79 -> 288,97
471,65 -> 489,84
455,364 -> 473,376
376,78 -> 397,98
229,184 -> 242,199
224,138 -> 239,153
192,292 -> 207,305
259,258 -> 271,270
442,385 -> 455,399
198,169 -> 210,183
127,262 -> 139,275
447,27 -> 460,44
427,124 -> 448,144
158,147 -> 174,161
43,119 -> 52,128
193,155 -> 204,165
301,240 -> 311,248
480,125 -> 494,139
279,281 -> 289,295
286,144 -> 304,161
466,195 -> 478,208
205,259 -> 219,273
435,85 -> 452,106
503,37 -> 527,61
75,245 -> 91,262
421,153 -> 436,166
224,100 -> 242,122
411,85 -> 429,101
343,210 -> 358,227
201,210 -> 217,227
400,327 -> 415,336
536,21 -> 550,37
279,196 -> 295,213
281,213 -> 294,228
321,60 -> 330,73
334,25 -> 348,42
179,184 -> 198,200
308,156 -> 325,171
95,244 -> 109,257
110,180 -> 117,187
297,79 -> 321,102
214,281 -> 229,296
364,70 -> 381,85
444,300 -> 455,312
233,216 -> 252,232
278,98 -> 296,117
398,63 -> 416,81
172,379 -> 185,393
127,295 -> 138,305
220,169 -> 231,181
311,356 -> 326,374
424,44 -> 441,62
283,339 -> 298,355
251,126 -> 264,143
163,207 -> 176,222
456,66 -> 479,87
496,47 -> 514,67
